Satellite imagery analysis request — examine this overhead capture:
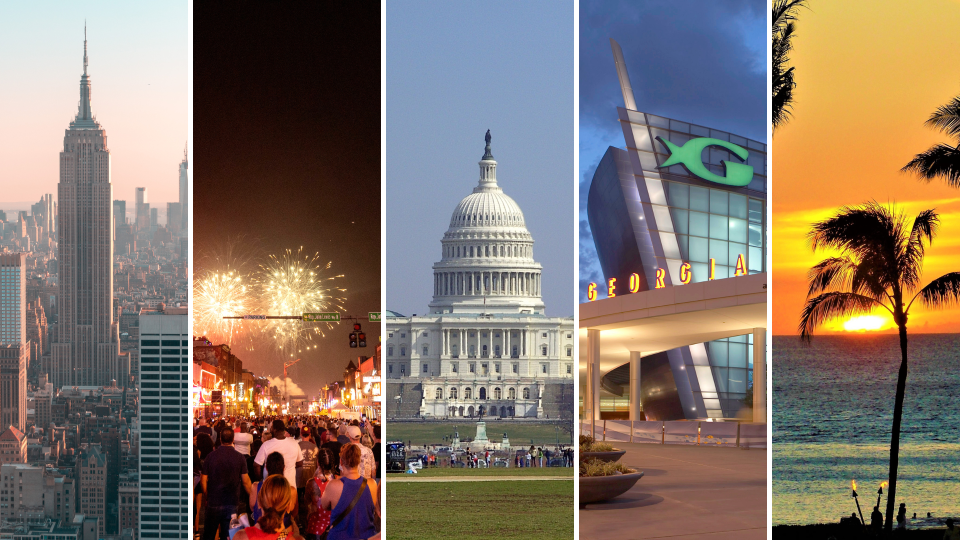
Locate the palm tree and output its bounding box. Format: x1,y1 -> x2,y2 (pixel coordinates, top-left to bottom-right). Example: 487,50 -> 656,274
799,202 -> 960,533
902,95 -> 960,188
772,0 -> 806,130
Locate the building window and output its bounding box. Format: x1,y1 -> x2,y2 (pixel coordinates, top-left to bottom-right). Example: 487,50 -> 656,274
388,364 -> 393,374
541,346 -> 548,356
523,388 -> 530,399
450,388 -> 458,399
400,347 -> 406,357
452,363 -> 458,373
542,332 -> 547,338
423,332 -> 428,337
423,363 -> 428,373
566,364 -> 572,374
541,364 -> 547,374
566,333 -> 572,338
512,363 -> 518,373
423,346 -> 429,355
464,387 -> 472,399
401,333 -> 406,338
436,388 -> 443,399
469,363 -> 475,373
389,333 -> 394,338
494,387 -> 501,399
494,363 -> 500,373
388,347 -> 394,356
494,345 -> 501,357
566,347 -> 572,357
509,387 -> 516,399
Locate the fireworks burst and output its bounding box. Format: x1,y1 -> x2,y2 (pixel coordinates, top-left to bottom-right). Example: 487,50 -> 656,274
258,247 -> 346,358
194,270 -> 252,346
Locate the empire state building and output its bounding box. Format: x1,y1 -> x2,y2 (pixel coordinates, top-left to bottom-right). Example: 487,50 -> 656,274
51,29 -> 121,388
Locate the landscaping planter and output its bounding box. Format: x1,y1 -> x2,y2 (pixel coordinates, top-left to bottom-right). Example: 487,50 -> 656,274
579,471 -> 645,505
580,450 -> 625,463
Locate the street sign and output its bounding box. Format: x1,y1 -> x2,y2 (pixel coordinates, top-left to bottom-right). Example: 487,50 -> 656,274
303,312 -> 341,322
369,312 -> 381,322
243,315 -> 268,320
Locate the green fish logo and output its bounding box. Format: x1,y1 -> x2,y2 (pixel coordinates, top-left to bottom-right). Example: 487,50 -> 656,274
656,136 -> 754,187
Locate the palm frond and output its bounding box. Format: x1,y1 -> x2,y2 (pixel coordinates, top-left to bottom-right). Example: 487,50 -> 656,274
901,143 -> 960,188
912,272 -> 960,310
924,95 -> 960,138
799,292 -> 884,341
900,209 -> 940,290
772,0 -> 806,131
807,256 -> 857,297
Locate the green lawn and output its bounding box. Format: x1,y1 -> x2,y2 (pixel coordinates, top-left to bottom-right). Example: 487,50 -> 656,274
387,421 -> 572,446
386,480 -> 574,539
389,467 -> 574,477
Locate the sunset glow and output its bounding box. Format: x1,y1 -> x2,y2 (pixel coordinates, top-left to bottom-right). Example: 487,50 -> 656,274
842,316 -> 888,332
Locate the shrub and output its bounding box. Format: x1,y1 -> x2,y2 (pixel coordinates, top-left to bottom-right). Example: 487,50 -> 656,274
579,458 -> 635,477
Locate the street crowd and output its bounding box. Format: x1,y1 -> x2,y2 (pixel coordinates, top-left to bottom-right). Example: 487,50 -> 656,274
194,414 -> 382,540
412,445 -> 574,469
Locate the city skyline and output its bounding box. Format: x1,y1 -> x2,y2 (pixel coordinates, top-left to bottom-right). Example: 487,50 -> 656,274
0,3 -> 188,205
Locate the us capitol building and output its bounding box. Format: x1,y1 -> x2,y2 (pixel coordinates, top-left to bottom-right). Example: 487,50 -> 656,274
386,132 -> 574,420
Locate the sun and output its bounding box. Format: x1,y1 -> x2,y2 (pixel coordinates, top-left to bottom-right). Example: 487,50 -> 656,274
842,315 -> 888,332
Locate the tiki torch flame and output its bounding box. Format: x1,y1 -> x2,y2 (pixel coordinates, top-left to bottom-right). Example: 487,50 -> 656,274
880,481 -> 888,490
852,479 -> 857,491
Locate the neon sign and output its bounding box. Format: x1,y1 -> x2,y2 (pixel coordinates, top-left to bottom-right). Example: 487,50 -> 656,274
656,137 -> 753,187
589,254 -> 748,301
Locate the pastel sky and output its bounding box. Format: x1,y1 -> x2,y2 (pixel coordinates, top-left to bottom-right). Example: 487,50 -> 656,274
773,0 -> 960,335
1,2 -> 188,215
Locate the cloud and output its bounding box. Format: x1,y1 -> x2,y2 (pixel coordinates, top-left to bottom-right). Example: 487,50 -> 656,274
265,376 -> 306,398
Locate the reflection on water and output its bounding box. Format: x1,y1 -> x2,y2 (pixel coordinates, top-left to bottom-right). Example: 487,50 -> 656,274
773,334 -> 960,526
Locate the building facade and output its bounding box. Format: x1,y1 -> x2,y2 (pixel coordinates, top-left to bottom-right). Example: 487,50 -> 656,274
51,32 -> 121,389
138,309 -> 188,539
387,134 -> 575,420
178,147 -> 188,235
582,40 -> 766,422
77,446 -> 105,537
0,427 -> 26,465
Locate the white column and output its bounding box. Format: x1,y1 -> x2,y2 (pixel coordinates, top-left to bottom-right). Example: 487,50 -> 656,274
629,351 -> 642,422
753,327 -> 766,424
586,329 -> 601,439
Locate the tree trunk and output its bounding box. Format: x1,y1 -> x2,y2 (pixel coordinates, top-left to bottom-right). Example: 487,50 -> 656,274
884,322 -> 909,533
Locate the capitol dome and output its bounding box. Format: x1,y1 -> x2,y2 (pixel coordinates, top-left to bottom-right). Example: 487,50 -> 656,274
429,131 -> 545,315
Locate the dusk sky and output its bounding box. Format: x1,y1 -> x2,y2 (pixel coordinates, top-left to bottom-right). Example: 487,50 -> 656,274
386,0 -> 574,317
579,0 -> 767,302
194,3 -> 380,395
1,2 -> 188,215
773,0 -> 960,335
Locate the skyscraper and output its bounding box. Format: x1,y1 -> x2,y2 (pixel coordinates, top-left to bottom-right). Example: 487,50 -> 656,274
179,145 -> 188,235
138,308 -> 188,539
0,253 -> 27,432
51,29 -> 120,388
135,187 -> 149,232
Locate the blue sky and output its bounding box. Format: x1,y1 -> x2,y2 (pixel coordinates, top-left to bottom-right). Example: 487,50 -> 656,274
579,0 -> 766,302
386,0 -> 574,316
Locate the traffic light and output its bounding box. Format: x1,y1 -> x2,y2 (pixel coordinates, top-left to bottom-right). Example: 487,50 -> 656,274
350,323 -> 361,348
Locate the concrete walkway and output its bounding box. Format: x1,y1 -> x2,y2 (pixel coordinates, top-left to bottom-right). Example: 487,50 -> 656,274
387,476 -> 573,482
580,442 -> 767,539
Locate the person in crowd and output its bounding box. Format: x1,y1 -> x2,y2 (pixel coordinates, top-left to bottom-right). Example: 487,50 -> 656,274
201,428 -> 253,540
254,420 -> 304,489
320,444 -> 380,540
235,422 -> 254,456
297,427 -> 319,527
234,475 -> 302,540
196,416 -> 214,439
336,424 -> 351,445
322,427 -> 343,473
371,425 -> 381,478
943,518 -> 960,540
870,505 -> 883,533
897,503 -> 908,530
304,448 -> 337,540
346,426 -> 375,479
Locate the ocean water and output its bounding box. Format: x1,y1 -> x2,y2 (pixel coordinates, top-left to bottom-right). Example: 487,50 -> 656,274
773,334 -> 960,526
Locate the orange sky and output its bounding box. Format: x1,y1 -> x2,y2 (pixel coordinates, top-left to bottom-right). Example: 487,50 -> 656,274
773,0 -> 960,335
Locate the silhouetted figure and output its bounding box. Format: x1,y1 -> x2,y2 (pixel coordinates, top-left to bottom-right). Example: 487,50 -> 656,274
897,503 -> 907,530
943,518 -> 960,540
871,506 -> 883,532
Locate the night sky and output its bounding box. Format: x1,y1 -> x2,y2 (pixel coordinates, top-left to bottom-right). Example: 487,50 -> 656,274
194,3 -> 380,397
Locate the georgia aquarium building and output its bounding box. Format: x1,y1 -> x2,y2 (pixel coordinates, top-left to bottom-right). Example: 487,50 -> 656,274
580,40 -> 767,427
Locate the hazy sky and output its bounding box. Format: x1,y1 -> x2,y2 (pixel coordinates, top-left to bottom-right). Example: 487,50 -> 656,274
386,0 -> 575,317
579,0 -> 767,302
773,0 -> 960,334
1,2 -> 188,209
